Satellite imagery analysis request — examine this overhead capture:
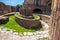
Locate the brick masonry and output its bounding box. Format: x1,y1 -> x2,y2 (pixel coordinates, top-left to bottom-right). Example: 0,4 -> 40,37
19,0 -> 52,16
0,2 -> 11,15
15,15 -> 41,28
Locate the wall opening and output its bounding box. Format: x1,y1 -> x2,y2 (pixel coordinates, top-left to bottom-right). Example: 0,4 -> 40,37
48,3 -> 51,12
33,9 -> 43,14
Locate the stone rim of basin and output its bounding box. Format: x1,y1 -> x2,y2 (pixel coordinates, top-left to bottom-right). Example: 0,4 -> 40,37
15,13 -> 40,20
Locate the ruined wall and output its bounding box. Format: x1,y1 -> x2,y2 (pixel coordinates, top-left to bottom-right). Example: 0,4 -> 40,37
5,6 -> 11,13
24,0 -> 34,5
24,0 -> 47,6
19,7 -> 32,16
11,6 -> 16,12
0,2 -> 11,15
19,0 -> 52,16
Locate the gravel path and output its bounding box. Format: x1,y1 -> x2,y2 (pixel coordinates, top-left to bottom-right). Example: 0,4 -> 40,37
0,21 -> 49,40
0,27 -> 48,40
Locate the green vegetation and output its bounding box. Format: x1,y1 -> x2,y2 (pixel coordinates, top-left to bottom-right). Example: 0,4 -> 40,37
16,5 -> 22,11
0,15 -> 43,33
15,12 -> 23,18
43,37 -> 49,40
33,14 -> 38,20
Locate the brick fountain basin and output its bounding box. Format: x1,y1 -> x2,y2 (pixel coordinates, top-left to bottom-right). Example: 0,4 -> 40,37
15,14 -> 41,28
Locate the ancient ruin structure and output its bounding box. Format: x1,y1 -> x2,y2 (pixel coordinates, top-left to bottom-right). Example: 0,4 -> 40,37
5,6 -> 11,13
19,0 -> 52,16
11,6 -> 16,12
0,2 -> 11,15
49,0 -> 60,40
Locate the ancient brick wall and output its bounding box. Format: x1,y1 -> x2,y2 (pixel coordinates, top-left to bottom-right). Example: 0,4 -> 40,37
19,0 -> 52,16
11,6 -> 16,12
19,7 -> 32,16
24,0 -> 47,6
5,6 -> 11,13
0,2 -> 11,15
24,0 -> 34,5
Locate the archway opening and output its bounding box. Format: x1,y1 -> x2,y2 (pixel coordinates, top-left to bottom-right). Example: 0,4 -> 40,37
33,9 -> 43,14
48,3 -> 51,12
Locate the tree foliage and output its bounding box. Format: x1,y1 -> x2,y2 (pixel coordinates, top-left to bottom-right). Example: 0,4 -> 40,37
16,4 -> 22,12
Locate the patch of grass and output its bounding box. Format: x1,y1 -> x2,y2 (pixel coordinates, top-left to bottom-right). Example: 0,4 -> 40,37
43,37 -> 49,40
33,14 -> 38,20
15,13 -> 23,18
0,15 -> 43,33
38,37 -> 48,40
